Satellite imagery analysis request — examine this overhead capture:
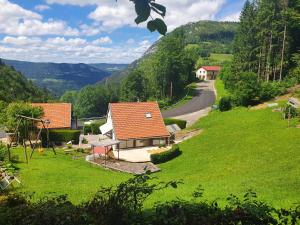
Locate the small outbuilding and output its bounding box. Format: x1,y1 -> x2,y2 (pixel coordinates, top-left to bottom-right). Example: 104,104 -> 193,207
196,66 -> 221,80
100,102 -> 170,150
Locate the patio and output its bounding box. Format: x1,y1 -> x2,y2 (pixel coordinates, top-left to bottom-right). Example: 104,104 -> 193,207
112,146 -> 158,163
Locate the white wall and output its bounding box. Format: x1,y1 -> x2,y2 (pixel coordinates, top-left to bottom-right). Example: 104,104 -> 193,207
196,68 -> 207,80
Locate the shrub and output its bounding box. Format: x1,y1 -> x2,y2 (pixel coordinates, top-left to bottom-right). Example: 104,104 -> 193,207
283,105 -> 298,119
164,118 -> 187,129
1,176 -> 298,225
84,120 -> 106,135
0,143 -> 7,161
259,82 -> 286,102
43,130 -> 81,145
83,125 -> 92,135
151,144 -> 182,164
219,96 -> 232,112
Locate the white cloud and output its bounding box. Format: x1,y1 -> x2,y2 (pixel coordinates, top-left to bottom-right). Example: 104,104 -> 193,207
0,0 -> 78,36
0,36 -> 150,63
34,4 -> 51,12
46,0 -> 98,6
1,36 -> 42,45
220,11 -> 241,22
46,0 -> 226,32
92,36 -> 112,45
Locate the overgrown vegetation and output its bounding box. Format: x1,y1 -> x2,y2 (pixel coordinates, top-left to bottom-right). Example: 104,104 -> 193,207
0,174 -> 299,225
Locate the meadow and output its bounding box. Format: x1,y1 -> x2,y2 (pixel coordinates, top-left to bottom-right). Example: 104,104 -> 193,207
11,103 -> 300,208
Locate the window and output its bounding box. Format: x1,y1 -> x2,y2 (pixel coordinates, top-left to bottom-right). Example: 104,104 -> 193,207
145,112 -> 152,118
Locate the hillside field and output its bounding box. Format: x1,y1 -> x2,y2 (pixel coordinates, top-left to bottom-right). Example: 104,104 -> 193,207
11,92 -> 300,208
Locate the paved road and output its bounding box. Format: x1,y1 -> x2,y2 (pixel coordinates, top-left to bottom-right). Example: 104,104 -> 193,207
162,80 -> 216,118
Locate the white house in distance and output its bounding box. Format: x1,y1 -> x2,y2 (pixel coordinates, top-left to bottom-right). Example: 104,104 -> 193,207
100,102 -> 170,150
196,66 -> 221,80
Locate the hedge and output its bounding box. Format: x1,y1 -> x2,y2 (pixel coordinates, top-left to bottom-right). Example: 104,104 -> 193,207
164,118 -> 187,129
84,120 -> 106,135
151,144 -> 182,164
42,130 -> 81,145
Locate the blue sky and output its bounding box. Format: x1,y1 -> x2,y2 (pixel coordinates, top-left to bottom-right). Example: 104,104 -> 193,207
0,0 -> 246,64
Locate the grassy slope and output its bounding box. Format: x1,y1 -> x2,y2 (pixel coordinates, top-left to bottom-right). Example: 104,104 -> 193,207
149,108 -> 300,208
215,78 -> 229,103
11,80 -> 300,208
13,150 -> 129,204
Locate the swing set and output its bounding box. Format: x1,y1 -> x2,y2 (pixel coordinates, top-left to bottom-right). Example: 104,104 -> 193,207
6,114 -> 56,164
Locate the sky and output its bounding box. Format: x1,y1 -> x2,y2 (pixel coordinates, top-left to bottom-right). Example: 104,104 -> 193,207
0,0 -> 246,64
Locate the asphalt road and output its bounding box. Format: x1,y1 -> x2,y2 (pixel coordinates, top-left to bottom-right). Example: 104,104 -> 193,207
162,80 -> 216,118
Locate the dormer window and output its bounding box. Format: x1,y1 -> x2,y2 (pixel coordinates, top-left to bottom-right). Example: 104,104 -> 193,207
145,112 -> 152,118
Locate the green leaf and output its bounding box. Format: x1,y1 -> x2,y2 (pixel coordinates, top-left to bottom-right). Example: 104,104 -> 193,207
133,0 -> 151,24
147,20 -> 157,32
147,18 -> 167,35
150,2 -> 166,17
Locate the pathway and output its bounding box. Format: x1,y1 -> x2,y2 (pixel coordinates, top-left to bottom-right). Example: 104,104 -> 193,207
162,80 -> 216,126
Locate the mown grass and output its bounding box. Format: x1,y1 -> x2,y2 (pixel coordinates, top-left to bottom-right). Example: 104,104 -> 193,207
11,149 -> 130,204
10,107 -> 300,208
148,108 -> 300,208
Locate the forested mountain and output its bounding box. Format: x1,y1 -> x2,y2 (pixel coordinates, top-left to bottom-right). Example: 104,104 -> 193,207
1,59 -> 126,96
0,60 -> 52,103
105,20 -> 238,83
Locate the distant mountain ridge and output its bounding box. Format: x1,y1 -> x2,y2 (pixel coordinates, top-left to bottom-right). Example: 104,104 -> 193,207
1,58 -> 128,96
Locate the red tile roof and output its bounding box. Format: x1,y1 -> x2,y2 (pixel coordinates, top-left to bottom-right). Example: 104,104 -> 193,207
110,102 -> 170,140
201,66 -> 221,71
31,103 -> 72,129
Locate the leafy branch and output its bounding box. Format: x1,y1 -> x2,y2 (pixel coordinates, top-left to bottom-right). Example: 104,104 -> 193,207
118,0 -> 168,35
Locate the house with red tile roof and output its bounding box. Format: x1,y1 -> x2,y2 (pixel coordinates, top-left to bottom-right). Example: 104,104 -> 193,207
31,103 -> 72,129
196,66 -> 221,80
100,102 -> 170,149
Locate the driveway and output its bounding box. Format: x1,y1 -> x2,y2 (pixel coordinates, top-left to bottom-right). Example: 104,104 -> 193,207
162,80 -> 216,126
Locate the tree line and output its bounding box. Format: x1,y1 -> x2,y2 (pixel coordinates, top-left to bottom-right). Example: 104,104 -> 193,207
220,0 -> 300,107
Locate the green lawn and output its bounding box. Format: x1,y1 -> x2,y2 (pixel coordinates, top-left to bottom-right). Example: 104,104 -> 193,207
11,106 -> 300,208
215,78 -> 229,103
12,149 -> 130,204
210,53 -> 233,62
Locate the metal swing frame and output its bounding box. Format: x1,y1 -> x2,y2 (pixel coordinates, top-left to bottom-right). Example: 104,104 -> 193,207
6,114 -> 56,163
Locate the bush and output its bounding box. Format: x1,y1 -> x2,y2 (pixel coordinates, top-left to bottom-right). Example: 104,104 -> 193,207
0,143 -> 7,161
83,125 -> 92,135
219,96 -> 232,112
43,130 -> 81,145
283,105 -> 298,119
259,82 -> 286,102
84,120 -> 106,135
151,144 -> 182,164
164,118 -> 187,129
0,176 -> 299,225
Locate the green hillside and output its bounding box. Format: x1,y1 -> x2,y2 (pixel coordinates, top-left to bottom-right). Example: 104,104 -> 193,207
106,20 -> 237,83
1,59 -> 127,96
11,101 -> 300,208
0,60 -> 51,103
